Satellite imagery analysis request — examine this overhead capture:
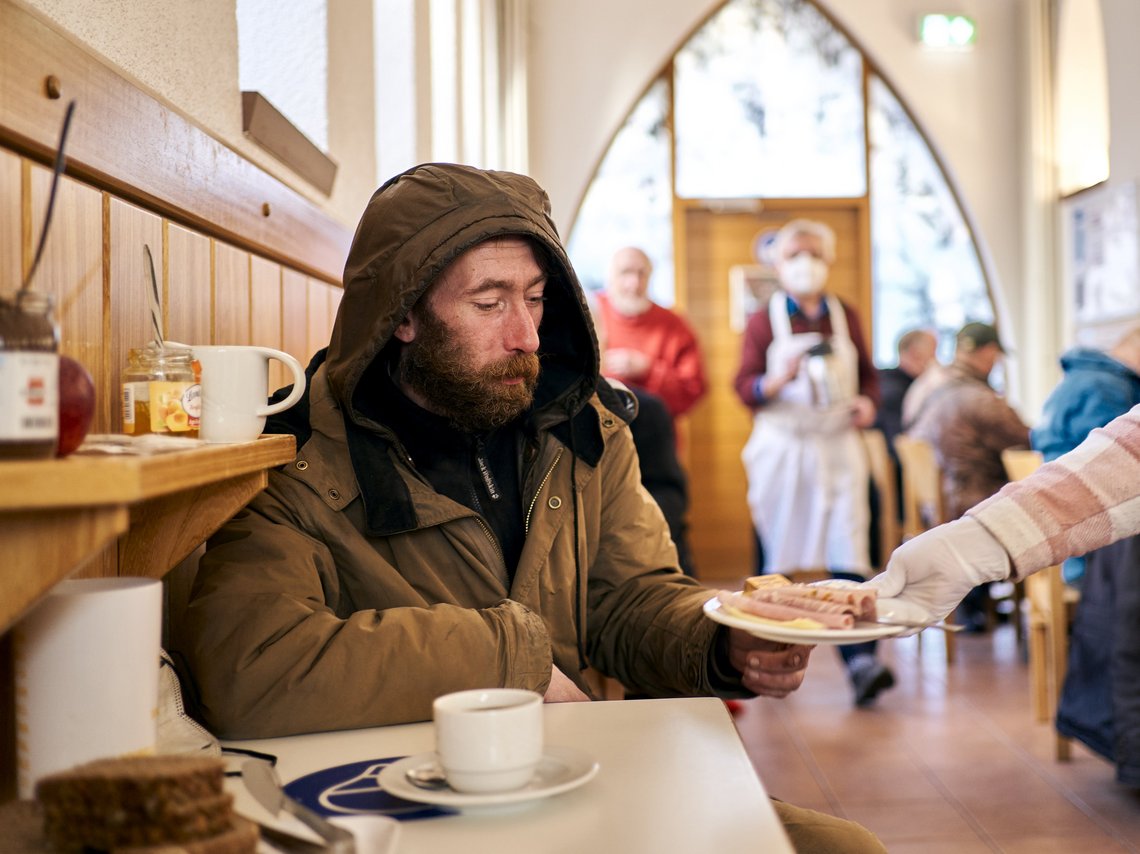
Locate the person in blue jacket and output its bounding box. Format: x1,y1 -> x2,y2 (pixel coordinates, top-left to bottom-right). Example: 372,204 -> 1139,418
1031,324 -> 1140,787
1032,327 -> 1140,583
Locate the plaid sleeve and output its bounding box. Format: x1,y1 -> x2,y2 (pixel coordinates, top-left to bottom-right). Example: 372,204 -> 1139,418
967,404 -> 1140,578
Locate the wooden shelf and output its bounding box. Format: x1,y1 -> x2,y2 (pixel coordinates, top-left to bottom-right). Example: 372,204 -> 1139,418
0,434 -> 295,635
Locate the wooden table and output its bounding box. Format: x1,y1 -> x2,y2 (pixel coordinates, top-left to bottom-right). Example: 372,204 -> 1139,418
0,435 -> 295,800
0,435 -> 295,634
226,697 -> 795,854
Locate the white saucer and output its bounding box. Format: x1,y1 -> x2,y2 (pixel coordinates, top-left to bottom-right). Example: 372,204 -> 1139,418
378,746 -> 599,809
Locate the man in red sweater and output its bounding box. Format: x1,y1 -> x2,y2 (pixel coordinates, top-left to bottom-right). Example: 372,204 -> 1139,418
595,247 -> 708,423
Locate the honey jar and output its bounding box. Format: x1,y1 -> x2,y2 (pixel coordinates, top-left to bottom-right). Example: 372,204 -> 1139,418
121,344 -> 201,438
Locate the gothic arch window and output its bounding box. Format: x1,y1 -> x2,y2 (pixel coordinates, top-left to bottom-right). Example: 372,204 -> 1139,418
566,0 -> 994,363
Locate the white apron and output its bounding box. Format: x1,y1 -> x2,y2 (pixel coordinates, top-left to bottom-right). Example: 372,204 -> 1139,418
741,292 -> 871,575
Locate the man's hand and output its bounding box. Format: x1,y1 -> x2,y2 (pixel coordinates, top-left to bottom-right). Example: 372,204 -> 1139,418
726,630 -> 813,697
866,516 -> 1012,623
849,394 -> 876,429
544,664 -> 591,703
603,347 -> 651,381
761,354 -> 803,401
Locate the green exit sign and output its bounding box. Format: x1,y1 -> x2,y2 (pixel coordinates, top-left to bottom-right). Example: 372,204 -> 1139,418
918,14 -> 977,49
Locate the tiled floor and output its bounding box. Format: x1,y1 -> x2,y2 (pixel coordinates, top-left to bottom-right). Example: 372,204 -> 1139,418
731,622 -> 1140,852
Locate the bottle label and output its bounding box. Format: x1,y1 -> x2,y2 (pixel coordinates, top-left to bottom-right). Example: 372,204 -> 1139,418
122,381 -> 149,433
0,351 -> 59,441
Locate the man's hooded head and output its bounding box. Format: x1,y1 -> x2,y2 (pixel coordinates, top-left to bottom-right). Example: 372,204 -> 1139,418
327,164 -> 599,435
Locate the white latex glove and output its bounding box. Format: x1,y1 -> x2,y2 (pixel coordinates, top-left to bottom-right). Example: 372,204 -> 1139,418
867,517 -> 1012,623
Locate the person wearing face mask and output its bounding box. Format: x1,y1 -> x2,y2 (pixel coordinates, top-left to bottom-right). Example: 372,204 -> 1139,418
733,219 -> 889,707
901,321 -> 1030,631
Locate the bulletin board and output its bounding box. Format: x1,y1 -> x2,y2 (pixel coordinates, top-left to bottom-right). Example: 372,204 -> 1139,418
1066,180 -> 1140,345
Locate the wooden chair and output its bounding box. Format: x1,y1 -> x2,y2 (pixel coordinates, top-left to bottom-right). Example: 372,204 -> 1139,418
861,428 -> 901,570
1001,448 -> 1077,761
893,434 -> 956,663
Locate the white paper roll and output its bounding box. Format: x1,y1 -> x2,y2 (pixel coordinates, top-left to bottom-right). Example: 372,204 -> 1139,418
13,577 -> 163,798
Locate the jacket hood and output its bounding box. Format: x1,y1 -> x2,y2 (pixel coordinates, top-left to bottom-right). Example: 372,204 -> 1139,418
328,163 -> 600,432
1060,346 -> 1139,380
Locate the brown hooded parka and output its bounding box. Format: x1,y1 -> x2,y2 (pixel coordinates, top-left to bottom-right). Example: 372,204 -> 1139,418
178,164 -> 727,739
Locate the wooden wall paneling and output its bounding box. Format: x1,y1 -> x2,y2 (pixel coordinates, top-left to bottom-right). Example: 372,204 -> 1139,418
213,242 -> 251,346
681,208 -> 754,580
0,150 -> 18,290
28,166 -> 109,580
306,278 -> 332,361
166,223 -> 211,350
28,165 -> 105,419
281,268 -> 309,371
249,254 -> 284,394
107,198 -> 162,433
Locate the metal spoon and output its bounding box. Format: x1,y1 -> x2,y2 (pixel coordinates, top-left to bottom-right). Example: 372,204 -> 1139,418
404,763 -> 451,790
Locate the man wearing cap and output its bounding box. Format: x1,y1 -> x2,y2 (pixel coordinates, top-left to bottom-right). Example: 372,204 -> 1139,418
901,321 -> 1030,629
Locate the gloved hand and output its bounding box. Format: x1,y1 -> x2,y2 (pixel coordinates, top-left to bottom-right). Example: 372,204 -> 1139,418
867,516 -> 1012,623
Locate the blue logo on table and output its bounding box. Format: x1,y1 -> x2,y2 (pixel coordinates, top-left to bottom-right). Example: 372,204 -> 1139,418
283,756 -> 450,821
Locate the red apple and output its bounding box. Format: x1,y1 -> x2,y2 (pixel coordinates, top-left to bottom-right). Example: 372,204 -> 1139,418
57,354 -> 95,457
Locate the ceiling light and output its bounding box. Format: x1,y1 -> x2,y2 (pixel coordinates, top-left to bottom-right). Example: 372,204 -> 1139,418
918,14 -> 977,50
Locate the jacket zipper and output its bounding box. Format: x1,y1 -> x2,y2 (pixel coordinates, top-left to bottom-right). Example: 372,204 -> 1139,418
473,515 -> 504,566
525,448 -> 564,534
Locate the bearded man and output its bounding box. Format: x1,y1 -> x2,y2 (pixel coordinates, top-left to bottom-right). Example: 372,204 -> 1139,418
178,163 -> 815,732
176,166 -> 886,852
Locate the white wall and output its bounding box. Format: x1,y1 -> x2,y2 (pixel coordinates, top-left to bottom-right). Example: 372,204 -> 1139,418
1102,0 -> 1140,184
24,0 -> 377,228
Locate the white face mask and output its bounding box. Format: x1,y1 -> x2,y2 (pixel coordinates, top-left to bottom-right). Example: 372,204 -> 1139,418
779,252 -> 829,296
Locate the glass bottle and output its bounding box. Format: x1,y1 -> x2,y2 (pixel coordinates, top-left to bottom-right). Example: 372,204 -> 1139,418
121,344 -> 201,438
0,290 -> 60,459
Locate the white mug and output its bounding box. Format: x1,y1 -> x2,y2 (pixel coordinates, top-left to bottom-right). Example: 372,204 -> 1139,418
180,344 -> 306,443
432,688 -> 543,793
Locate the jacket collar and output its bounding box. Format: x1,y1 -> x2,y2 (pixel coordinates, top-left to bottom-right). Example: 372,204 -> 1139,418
271,352 -> 614,537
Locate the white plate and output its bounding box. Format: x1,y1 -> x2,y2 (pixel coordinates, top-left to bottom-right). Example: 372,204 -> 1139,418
703,595 -> 912,644
378,746 -> 599,810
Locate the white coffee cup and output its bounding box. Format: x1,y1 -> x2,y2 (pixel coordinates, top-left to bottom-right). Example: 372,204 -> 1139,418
432,688 -> 543,793
183,344 -> 306,443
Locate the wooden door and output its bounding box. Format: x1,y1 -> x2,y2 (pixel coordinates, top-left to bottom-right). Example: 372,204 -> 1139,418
677,201 -> 869,582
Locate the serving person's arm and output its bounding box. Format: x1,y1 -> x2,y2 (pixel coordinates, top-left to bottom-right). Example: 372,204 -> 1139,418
639,314 -> 708,418
869,404 -> 1140,620
733,308 -> 784,407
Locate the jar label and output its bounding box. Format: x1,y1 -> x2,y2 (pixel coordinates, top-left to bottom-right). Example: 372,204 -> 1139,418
149,381 -> 199,433
0,352 -> 59,441
182,383 -> 202,423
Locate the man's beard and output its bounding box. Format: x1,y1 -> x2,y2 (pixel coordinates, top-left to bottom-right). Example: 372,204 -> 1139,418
609,291 -> 652,317
398,308 -> 541,432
